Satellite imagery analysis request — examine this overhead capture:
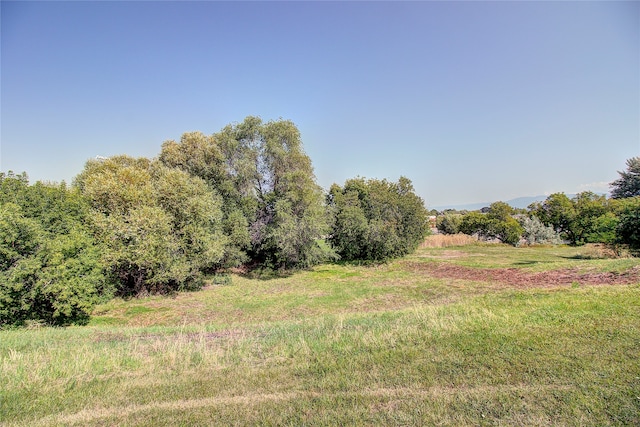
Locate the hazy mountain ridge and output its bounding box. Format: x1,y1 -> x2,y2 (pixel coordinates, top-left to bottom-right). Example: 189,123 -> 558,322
431,193 -> 607,212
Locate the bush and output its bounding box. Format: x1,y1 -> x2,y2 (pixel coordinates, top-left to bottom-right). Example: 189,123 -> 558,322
0,177 -> 108,327
520,216 -> 564,245
328,177 -> 429,261
75,156 -> 227,296
436,213 -> 462,234
459,202 -> 523,246
616,196 -> 640,251
0,230 -> 106,326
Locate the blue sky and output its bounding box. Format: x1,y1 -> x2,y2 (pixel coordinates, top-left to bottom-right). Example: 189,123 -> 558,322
1,1 -> 638,208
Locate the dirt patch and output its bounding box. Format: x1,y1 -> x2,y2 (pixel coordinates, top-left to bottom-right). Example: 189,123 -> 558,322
403,262 -> 640,288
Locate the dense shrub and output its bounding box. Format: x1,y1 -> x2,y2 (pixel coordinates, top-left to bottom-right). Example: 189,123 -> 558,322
459,202 -> 523,246
528,193 -> 575,242
436,213 -> 462,235
75,156 -> 226,296
615,196 -> 640,250
328,177 -> 429,261
530,192 -> 622,246
0,175 -> 108,326
520,216 -> 563,245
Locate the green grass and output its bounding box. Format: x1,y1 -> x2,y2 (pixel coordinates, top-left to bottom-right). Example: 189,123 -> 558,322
411,243 -> 640,273
1,244 -> 639,426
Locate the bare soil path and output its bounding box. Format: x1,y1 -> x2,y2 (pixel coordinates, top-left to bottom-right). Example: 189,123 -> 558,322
404,261 -> 640,288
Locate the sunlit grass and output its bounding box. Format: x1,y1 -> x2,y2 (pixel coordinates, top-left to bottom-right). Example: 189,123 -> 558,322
1,243 -> 639,426
412,242 -> 639,273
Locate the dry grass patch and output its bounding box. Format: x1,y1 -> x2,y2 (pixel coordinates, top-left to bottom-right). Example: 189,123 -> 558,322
421,234 -> 478,248
573,243 -> 634,260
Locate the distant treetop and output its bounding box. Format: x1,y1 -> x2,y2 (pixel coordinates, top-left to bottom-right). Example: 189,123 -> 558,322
610,157 -> 640,199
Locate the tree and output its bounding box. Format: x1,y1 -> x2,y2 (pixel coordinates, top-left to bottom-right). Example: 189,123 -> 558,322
0,175 -> 107,326
327,186 -> 369,260
615,196 -> 640,250
436,213 -> 462,235
75,156 -> 226,296
160,117 -> 330,269
610,157 -> 640,199
328,177 -> 429,261
571,192 -> 610,244
160,131 -> 250,268
530,192 -> 615,245
529,193 -> 576,242
459,211 -> 489,239
458,202 -> 523,246
251,118 -> 331,268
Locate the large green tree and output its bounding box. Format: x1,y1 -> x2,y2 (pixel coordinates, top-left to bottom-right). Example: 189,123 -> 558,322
75,156 -> 226,296
610,157 -> 640,199
529,193 -> 576,242
529,192 -> 616,245
160,117 -> 330,269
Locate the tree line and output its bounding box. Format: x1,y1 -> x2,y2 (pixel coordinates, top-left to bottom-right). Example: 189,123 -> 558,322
0,117 -> 429,326
436,157 -> 640,249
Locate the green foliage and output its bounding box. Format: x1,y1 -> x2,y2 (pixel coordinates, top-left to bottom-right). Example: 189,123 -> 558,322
458,211 -> 487,237
75,156 -> 226,296
458,202 -> 523,246
160,117 -> 330,270
0,176 -> 107,326
571,192 -> 610,244
529,193 -> 576,241
493,216 -> 524,246
615,196 -> 640,250
0,203 -> 41,270
485,201 -> 513,221
2,230 -> 106,326
530,192 -> 618,246
436,213 -> 462,234
610,157 -> 640,199
328,176 -> 429,261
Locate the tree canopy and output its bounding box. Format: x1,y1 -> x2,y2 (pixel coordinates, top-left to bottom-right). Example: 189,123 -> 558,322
161,117 -> 331,269
75,156 -> 226,296
610,157 -> 640,199
528,192 -> 617,245
458,202 -> 523,246
0,173 -> 107,326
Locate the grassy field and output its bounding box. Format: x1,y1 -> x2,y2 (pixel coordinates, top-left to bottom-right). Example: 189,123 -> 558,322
1,239 -> 639,426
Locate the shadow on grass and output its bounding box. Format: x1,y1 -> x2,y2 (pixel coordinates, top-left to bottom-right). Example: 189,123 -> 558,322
229,258 -> 390,281
331,259 -> 389,268
561,255 -> 597,260
234,266 -> 297,281
513,260 -> 553,266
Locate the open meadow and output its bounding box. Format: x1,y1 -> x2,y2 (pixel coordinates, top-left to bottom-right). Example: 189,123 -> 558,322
1,238 -> 639,426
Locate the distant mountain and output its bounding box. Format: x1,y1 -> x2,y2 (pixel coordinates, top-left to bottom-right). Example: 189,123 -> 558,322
503,196 -> 550,209
432,195 -> 559,212
431,193 -> 608,212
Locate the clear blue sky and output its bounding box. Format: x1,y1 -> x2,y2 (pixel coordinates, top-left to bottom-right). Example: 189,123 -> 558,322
2,1 -> 638,208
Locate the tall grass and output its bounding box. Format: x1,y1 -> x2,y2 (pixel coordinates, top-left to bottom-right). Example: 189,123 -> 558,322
420,233 -> 479,248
